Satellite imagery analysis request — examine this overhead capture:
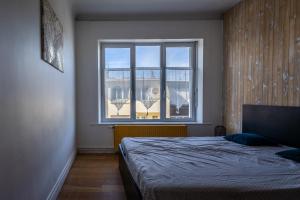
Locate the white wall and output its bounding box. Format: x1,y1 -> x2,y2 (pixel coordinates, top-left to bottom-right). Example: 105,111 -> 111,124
76,20 -> 224,149
0,0 -> 76,199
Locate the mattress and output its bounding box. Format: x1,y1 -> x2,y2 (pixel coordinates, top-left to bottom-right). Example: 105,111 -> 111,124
121,137 -> 300,200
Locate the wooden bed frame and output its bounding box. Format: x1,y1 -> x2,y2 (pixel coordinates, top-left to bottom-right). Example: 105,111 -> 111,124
119,104 -> 300,200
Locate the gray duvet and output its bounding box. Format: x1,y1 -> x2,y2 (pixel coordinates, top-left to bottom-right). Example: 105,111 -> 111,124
121,137 -> 300,200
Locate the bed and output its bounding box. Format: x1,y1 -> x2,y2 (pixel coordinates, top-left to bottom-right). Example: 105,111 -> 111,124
119,105 -> 300,200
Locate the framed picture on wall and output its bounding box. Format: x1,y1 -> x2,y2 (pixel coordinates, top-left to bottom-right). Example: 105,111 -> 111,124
40,0 -> 64,72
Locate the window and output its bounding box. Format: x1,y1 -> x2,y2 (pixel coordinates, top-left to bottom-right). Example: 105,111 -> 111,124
100,42 -> 197,122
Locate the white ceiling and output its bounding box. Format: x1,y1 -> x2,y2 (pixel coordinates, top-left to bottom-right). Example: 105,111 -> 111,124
73,0 -> 241,20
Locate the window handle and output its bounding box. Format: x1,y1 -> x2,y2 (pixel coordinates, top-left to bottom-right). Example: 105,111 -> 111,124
194,88 -> 198,108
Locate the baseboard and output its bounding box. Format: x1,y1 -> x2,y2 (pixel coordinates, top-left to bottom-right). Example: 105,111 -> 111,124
46,151 -> 76,200
78,147 -> 115,154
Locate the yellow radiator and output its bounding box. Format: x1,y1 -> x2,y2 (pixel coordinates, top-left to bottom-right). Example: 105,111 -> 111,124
114,125 -> 187,151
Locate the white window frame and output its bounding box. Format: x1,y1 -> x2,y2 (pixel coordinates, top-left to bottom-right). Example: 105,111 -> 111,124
100,41 -> 198,122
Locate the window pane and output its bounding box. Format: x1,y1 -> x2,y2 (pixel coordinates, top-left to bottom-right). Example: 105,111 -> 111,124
104,70 -> 131,119
166,70 -> 192,119
105,48 -> 130,68
136,70 -> 160,119
136,46 -> 160,68
166,47 -> 190,67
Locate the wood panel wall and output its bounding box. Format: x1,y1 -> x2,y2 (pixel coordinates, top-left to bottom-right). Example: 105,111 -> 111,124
224,0 -> 300,133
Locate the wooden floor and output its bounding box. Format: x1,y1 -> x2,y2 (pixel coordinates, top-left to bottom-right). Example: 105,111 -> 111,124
58,154 -> 126,200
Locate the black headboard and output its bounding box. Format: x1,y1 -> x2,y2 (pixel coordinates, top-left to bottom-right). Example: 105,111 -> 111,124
242,104 -> 300,148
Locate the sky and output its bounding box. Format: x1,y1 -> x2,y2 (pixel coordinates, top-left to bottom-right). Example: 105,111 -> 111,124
105,46 -> 191,81
105,46 -> 190,68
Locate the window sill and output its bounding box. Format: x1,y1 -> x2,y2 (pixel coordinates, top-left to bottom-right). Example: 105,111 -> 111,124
90,122 -> 212,126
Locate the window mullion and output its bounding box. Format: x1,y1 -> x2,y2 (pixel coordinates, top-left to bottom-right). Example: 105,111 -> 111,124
160,43 -> 166,121
130,44 -> 136,120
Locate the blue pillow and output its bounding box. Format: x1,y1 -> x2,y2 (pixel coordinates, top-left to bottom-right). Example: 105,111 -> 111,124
224,133 -> 278,146
276,149 -> 300,163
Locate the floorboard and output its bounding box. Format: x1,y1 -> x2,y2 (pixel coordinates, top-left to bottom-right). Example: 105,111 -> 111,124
58,154 -> 126,200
